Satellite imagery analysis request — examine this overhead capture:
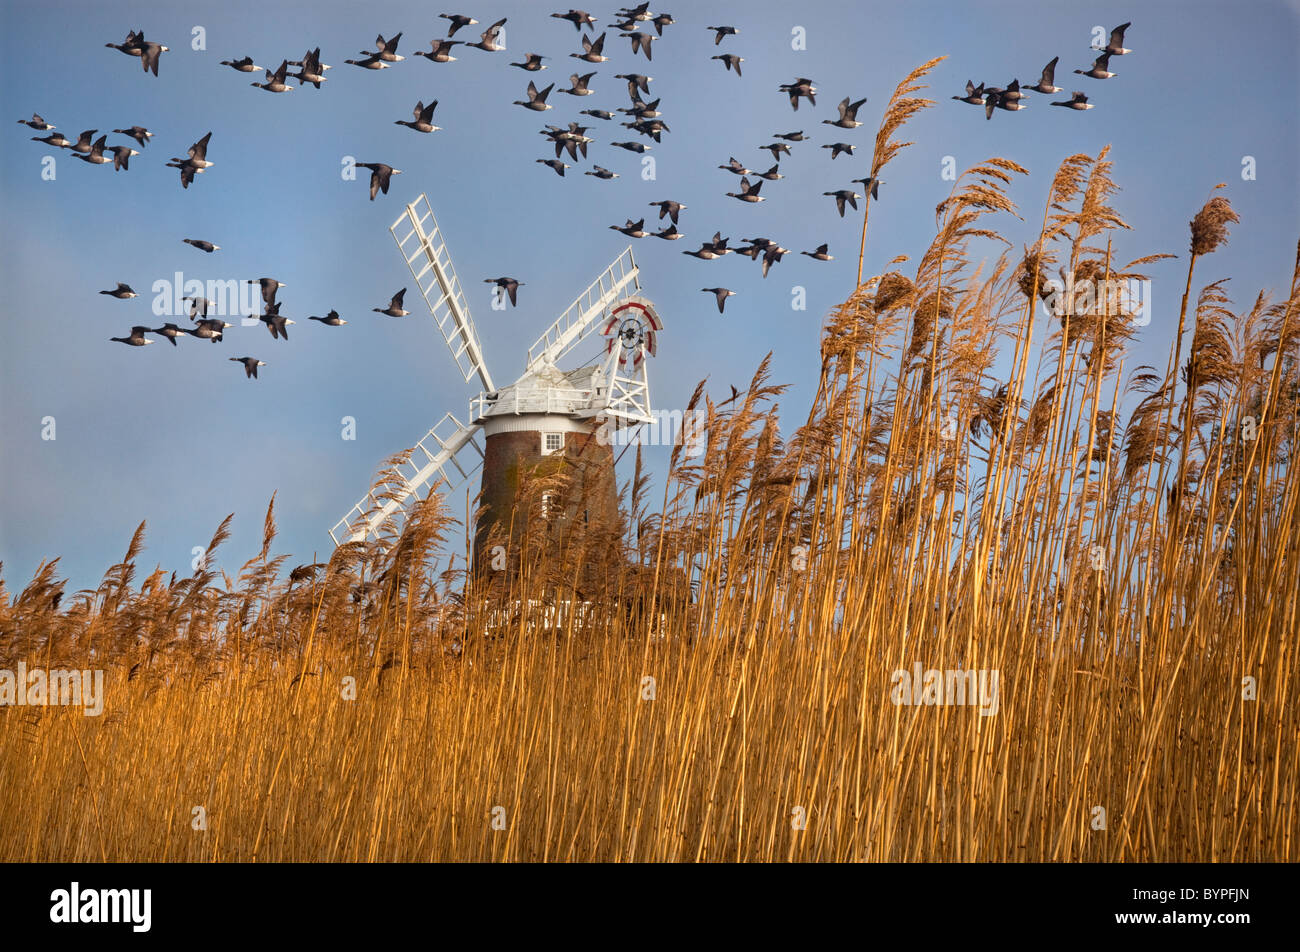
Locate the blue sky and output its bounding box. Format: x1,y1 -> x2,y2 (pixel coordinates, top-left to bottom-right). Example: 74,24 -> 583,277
1,0 -> 1297,592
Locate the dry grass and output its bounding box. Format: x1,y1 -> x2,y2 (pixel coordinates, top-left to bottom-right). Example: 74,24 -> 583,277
2,60 -> 1298,862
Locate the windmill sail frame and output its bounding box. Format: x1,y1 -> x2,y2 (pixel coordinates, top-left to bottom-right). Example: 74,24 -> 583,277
391,195 -> 495,392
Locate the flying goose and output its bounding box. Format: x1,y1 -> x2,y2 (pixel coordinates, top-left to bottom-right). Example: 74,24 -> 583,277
515,81 -> 555,111
552,10 -> 596,30
824,189 -> 861,217
184,296 -> 214,319
651,224 -> 682,240
999,79 -> 1026,102
107,144 -> 140,170
953,80 -> 985,105
1074,53 -> 1116,79
621,31 -> 656,60
648,199 -> 686,224
682,233 -> 731,259
610,218 -> 648,238
615,72 -> 652,95
822,142 -> 855,160
466,18 -> 508,52
69,129 -> 99,154
183,239 -> 220,253
623,118 -> 669,141
851,176 -> 882,200
484,277 -> 523,307
230,357 -> 266,379
585,165 -> 619,179
1051,91 -> 1095,111
701,288 -> 735,313
416,39 -> 462,63
651,13 -> 674,35
220,55 -> 263,72
773,130 -> 807,141
824,96 -> 867,128
136,35 -> 169,75
611,140 -> 650,153
760,142 -> 792,160
105,30 -> 142,56
287,49 -> 333,70
541,126 -> 590,160
984,90 -> 1028,118
356,162 -> 402,199
726,177 -> 765,203
345,54 -> 390,69
719,156 -> 752,176
166,159 -> 198,188
511,53 -> 547,71
537,158 -> 571,176
259,305 -> 295,340
801,243 -> 833,261
73,135 -> 112,165
560,134 -> 599,159
309,310 -> 347,326
572,31 -> 608,63
151,323 -> 185,346
110,326 -> 153,346
191,318 -> 232,341
1093,22 -> 1132,55
560,71 -> 596,95
100,282 -> 138,299
113,125 -> 153,147
1025,58 -> 1061,94
581,108 -> 615,120
755,164 -> 783,181
707,25 -> 738,45
621,101 -> 662,122
16,113 -> 54,130
251,61 -> 294,92
31,132 -> 71,147
779,78 -> 817,110
175,132 -> 213,169
712,54 -> 743,76
363,33 -> 405,62
290,48 -> 329,87
247,278 -> 286,306
616,2 -> 652,22
396,100 -> 441,132
374,288 -> 410,317
760,245 -> 789,278
440,14 -> 479,37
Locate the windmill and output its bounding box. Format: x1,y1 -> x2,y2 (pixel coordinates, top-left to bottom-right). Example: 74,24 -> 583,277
329,193 -> 662,574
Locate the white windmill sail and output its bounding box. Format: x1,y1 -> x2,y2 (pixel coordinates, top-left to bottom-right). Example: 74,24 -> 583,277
392,194 -> 495,392
329,412 -> 485,546
331,194 -> 498,546
527,247 -> 640,371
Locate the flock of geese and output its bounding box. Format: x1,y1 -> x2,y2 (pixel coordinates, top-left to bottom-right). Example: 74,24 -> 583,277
951,21 -> 1133,119
20,11 -> 1136,373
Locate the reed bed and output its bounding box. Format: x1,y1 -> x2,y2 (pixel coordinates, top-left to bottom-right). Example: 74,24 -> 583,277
2,58 -> 1297,861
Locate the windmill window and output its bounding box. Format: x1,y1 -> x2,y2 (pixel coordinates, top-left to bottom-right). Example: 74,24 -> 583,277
541,492 -> 556,521
542,432 -> 564,455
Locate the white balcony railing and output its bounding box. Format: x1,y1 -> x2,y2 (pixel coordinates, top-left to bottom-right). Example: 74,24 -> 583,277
471,387 -> 598,420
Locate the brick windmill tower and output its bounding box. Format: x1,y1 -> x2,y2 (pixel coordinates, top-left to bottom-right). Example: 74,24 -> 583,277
330,194 -> 662,579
